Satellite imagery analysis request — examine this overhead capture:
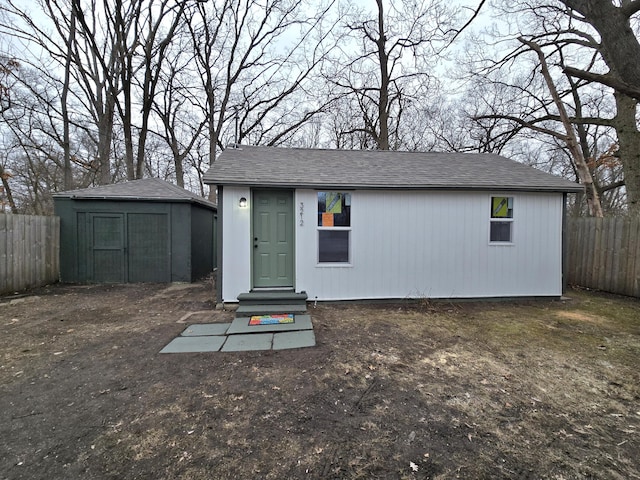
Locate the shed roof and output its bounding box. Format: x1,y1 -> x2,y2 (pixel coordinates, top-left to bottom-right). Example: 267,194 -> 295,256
53,178 -> 216,209
203,145 -> 583,193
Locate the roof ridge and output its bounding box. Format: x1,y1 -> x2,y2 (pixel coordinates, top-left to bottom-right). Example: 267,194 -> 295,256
230,144 -> 507,157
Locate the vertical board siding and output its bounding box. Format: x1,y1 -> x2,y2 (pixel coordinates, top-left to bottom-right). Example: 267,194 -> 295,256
0,214 -> 60,295
222,189 -> 566,302
567,217 -> 640,297
221,186 -> 252,301
295,190 -> 564,301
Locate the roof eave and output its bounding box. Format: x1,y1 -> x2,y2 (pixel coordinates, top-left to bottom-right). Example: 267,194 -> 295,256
52,194 -> 217,209
206,179 -> 584,193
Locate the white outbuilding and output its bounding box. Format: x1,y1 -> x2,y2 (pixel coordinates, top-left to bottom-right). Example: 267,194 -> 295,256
204,145 -> 583,304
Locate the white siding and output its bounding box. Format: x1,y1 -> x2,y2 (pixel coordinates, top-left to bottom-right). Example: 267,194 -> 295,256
296,189 -> 564,300
221,186 -> 252,302
222,188 -> 565,301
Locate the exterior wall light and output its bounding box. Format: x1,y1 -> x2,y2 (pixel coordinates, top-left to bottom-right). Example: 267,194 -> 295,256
239,197 -> 247,208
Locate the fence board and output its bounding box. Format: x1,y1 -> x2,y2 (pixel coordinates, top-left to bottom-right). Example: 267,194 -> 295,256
0,214 -> 60,295
567,216 -> 640,298
572,218 -> 583,286
632,218 -> 640,297
0,214 -> 6,293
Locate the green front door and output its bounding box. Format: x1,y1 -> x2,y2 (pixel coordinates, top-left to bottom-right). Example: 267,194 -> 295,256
252,189 -> 294,288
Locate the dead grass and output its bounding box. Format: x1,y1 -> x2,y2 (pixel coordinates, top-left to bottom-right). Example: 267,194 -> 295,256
0,284 -> 639,479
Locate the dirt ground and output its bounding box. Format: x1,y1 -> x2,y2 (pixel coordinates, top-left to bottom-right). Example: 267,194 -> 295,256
0,281 -> 638,480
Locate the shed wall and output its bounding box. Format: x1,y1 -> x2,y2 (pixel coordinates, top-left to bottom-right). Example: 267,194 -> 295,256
221,189 -> 564,301
55,198 -> 215,283
191,204 -> 216,280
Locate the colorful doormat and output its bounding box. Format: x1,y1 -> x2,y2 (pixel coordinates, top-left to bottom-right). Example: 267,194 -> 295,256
249,314 -> 295,325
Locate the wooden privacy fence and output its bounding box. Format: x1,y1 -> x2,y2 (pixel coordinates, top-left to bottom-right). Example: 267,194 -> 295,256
0,214 -> 60,295
567,217 -> 640,297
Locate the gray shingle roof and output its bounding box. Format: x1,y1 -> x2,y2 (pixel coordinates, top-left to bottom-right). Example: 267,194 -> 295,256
53,178 -> 216,209
203,145 -> 583,193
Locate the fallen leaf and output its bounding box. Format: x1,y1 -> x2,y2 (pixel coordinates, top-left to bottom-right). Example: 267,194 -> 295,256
410,461 -> 419,472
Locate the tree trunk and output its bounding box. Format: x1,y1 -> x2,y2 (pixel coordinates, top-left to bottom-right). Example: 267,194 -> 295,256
612,92 -> 640,216
61,3 -> 76,191
375,0 -> 389,150
122,52 -> 135,181
559,0 -> 640,213
561,0 -> 640,99
174,156 -> 185,188
207,83 -> 217,202
520,37 -> 603,217
0,163 -> 18,213
97,95 -> 115,185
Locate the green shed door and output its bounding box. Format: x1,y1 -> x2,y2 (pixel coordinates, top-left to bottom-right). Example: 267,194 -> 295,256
127,213 -> 170,282
90,213 -> 125,283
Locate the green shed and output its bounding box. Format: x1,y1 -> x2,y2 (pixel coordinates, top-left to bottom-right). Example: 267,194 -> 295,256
53,178 -> 217,283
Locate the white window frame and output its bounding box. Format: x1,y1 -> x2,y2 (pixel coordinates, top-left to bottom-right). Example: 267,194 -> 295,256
489,195 -> 515,245
317,191 -> 352,266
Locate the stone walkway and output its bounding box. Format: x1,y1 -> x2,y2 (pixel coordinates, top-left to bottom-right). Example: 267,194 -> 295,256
159,314 -> 316,353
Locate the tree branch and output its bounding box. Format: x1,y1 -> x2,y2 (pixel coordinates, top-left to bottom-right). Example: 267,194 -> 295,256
620,0 -> 640,19
563,66 -> 640,101
445,0 -> 486,47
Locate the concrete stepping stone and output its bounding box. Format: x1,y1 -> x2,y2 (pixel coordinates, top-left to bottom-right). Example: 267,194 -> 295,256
273,330 -> 316,350
160,335 -> 226,354
221,333 -> 273,352
181,323 -> 230,336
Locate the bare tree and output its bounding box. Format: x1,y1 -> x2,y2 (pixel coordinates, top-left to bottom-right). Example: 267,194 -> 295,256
60,0 -> 76,189
47,0 -> 128,185
152,51 -> 207,187
519,37 -> 603,216
186,0 -> 339,197
330,0 -> 457,150
556,1 -> 640,100
551,0 -> 640,215
0,56 -> 19,212
464,0 -> 638,214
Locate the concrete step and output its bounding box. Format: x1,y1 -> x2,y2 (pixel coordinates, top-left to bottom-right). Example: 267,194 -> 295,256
235,303 -> 308,317
237,291 -> 308,306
